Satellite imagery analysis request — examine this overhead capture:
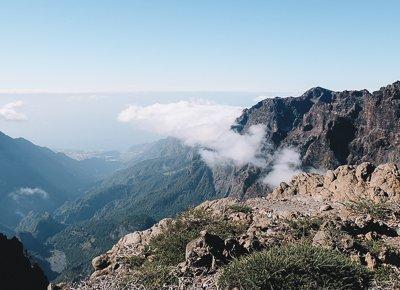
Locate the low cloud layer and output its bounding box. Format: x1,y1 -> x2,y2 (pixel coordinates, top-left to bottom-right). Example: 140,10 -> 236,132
118,100 -> 265,167
118,100 -> 308,187
10,187 -> 49,201
263,148 -> 302,187
0,101 -> 28,121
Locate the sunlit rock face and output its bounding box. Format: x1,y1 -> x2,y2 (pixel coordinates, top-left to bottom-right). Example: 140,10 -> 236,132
218,81 -> 400,199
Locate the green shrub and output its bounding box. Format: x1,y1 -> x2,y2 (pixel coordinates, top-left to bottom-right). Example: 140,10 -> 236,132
285,216 -> 322,239
373,265 -> 400,289
362,239 -> 385,256
126,255 -> 146,268
136,263 -> 177,290
128,207 -> 247,288
345,199 -> 394,220
147,208 -> 246,266
228,204 -> 253,214
218,243 -> 371,290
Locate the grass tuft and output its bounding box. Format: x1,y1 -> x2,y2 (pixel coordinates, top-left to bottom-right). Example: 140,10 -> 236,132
218,243 -> 371,290
345,198 -> 394,220
228,204 -> 253,214
285,216 -> 322,240
126,207 -> 246,289
373,265 -> 400,289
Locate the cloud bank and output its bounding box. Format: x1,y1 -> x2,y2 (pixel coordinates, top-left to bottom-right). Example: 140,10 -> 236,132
10,187 -> 49,201
118,100 -> 265,167
263,148 -> 302,187
118,100 -> 308,187
0,101 -> 28,121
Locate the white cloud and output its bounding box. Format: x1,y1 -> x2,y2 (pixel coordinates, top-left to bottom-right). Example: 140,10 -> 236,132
0,101 -> 28,121
263,148 -> 302,187
9,187 -> 49,201
118,100 -> 265,167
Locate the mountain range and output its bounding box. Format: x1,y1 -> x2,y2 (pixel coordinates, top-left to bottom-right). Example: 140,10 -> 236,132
1,81 -> 399,284
0,132 -> 123,229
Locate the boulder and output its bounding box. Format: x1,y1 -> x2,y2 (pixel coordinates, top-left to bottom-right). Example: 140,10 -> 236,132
92,254 -> 110,270
185,231 -> 226,271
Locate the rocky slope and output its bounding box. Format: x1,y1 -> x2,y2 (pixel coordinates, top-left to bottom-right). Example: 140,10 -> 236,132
57,162 -> 400,289
0,233 -> 49,290
218,81 -> 400,198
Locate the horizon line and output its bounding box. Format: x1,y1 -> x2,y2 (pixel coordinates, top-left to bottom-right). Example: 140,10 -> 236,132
0,88 -> 297,95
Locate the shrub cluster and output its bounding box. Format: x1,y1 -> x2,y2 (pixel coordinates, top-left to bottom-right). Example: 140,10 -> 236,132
218,243 -> 371,290
285,216 -> 322,239
127,207 -> 247,289
345,198 -> 395,220
228,204 -> 253,214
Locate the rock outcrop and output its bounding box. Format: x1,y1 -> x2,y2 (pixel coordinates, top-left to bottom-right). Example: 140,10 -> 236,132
0,233 -> 49,290
270,162 -> 400,203
65,162 -> 400,289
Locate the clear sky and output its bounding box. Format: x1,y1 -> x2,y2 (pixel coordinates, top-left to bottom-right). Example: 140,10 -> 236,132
0,1 -> 399,151
1,0 -> 399,93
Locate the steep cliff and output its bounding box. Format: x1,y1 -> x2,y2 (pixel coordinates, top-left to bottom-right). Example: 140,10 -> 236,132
217,82 -> 400,198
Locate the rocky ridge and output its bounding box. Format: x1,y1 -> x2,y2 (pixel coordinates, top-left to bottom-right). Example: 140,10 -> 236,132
216,81 -> 400,198
57,162 -> 400,289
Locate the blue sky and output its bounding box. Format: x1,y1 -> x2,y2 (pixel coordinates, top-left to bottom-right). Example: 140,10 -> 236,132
0,1 -> 399,151
1,0 -> 399,93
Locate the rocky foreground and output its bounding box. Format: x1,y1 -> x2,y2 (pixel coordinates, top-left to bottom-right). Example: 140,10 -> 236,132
0,233 -> 49,290
54,162 -> 400,289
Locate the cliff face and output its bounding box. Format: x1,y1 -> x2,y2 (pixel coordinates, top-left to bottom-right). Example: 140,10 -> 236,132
235,82 -> 400,168
0,233 -> 48,290
219,82 -> 400,198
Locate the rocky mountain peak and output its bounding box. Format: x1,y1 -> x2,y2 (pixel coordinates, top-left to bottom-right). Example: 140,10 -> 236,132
223,82 -> 400,198
378,80 -> 400,99
301,86 -> 334,103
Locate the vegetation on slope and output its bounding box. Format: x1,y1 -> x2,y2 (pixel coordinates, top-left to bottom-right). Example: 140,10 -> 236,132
125,207 -> 247,289
218,243 -> 371,290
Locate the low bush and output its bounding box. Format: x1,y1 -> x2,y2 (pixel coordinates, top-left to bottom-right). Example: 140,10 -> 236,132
285,216 -> 322,239
147,207 -> 246,266
373,265 -> 400,289
228,204 -> 253,214
218,243 -> 371,290
135,263 -> 177,289
363,239 -> 386,256
125,255 -> 146,268
127,207 -> 247,289
345,198 -> 394,220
